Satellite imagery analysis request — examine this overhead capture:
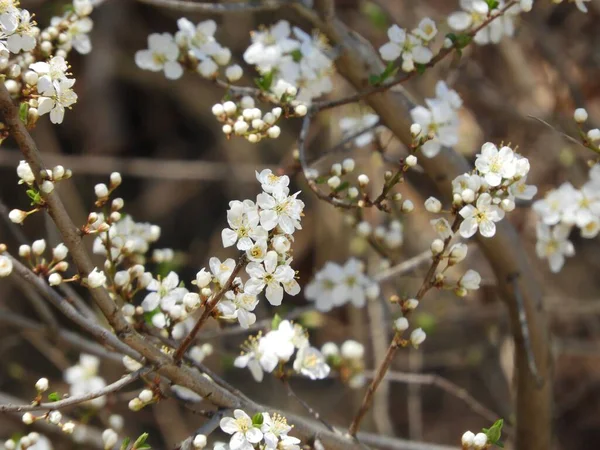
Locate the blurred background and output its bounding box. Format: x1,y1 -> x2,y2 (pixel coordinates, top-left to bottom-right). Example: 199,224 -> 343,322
1,0 -> 600,449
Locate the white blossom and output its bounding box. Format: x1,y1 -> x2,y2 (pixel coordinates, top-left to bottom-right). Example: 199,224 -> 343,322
339,113 -> 380,147
459,193 -> 505,238
135,33 -> 183,80
293,346 -> 330,380
64,354 -> 106,408
535,224 -> 574,273
474,143 -> 517,187
220,409 -> 264,450
245,251 -> 299,306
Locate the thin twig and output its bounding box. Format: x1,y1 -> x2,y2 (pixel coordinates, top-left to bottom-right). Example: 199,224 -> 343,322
374,250 -> 432,283
282,379 -> 336,433
0,368 -> 149,412
175,408 -> 233,450
137,0 -> 293,13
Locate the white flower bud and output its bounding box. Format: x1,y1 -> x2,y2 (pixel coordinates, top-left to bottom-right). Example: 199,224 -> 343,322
151,312 -> 166,329
341,340 -> 364,360
195,268 -> 211,288
342,158 -> 355,173
193,434 -> 208,449
35,377 -> 49,392
424,196 -> 442,213
87,267 -> 106,288
587,128 -> 600,142
272,235 -> 291,254
110,172 -> 122,187
473,432 -> 488,449
32,239 -> 46,256
272,107 -> 282,118
110,211 -> 121,223
5,439 -> 16,450
401,199 -> 414,213
365,283 -> 380,300
114,270 -> 130,287
501,198 -> 515,212
394,317 -> 409,331
214,47 -> 231,65
448,243 -> 468,265
201,287 -> 212,297
40,180 -> 54,193
401,58 -> 415,72
520,0 -> 533,12
357,174 -> 369,187
405,298 -> 419,310
128,398 -> 144,411
410,328 -> 426,347
52,243 -> 68,261
461,431 -> 475,447
459,269 -> 481,290
20,437 -> 31,448
294,104 -> 307,116
348,187 -> 359,199
356,221 -> 372,237
22,412 -> 34,424
247,133 -> 259,143
321,342 -> 339,357
286,85 -> 298,97
4,79 -> 19,94
138,389 -> 153,403
574,108 -> 588,123
225,64 -> 243,82
461,189 -> 475,203
330,163 -> 342,177
122,303 -> 135,316
48,410 -> 62,424
239,96 -> 254,109
405,155 -> 418,167
234,120 -> 249,135
431,238 -> 444,255
23,70 -> 38,86
410,123 -> 422,137
223,101 -> 237,115
184,292 -> 201,309
62,422 -> 75,434
327,176 -> 341,189
19,245 -> 31,258
267,125 -> 281,139
102,429 -> 118,450
222,124 -> 232,134
109,414 -> 124,431
17,160 -> 35,184
95,183 -> 109,199
48,273 -> 62,286
9,209 -> 27,224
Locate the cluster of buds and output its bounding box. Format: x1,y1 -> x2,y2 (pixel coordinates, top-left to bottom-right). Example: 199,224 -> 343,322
112,264 -> 154,305
461,430 -> 489,449
4,432 -> 45,450
321,340 -> 366,389
355,218 -> 404,250
573,107 -> 600,154
128,388 -> 156,411
94,172 -> 122,207
18,240 -> 73,286
22,410 -> 75,434
39,0 -> 94,57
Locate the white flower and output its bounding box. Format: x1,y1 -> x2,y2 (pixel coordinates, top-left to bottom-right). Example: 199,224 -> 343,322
87,267 -> 106,288
64,354 -> 106,408
102,429 -> 118,450
218,289 -> 258,329
448,0 -> 519,45
135,33 -> 183,80
16,160 -> 34,184
245,251 -> 299,306
333,258 -> 370,308
474,143 -> 517,186
209,257 -> 237,286
533,182 -> 577,226
413,17 -> 438,41
379,24 -> 433,69
424,196 -> 442,213
260,413 -> 292,449
473,432 -> 488,449
410,101 -> 459,158
509,177 -> 537,200
462,431 -> 475,447
293,346 -> 330,380
176,18 -> 222,60
430,217 -> 453,239
30,56 -> 69,94
256,188 -> 304,234
234,337 -> 279,382
410,328 -> 426,347
246,239 -> 268,262
195,268 -> 212,288
535,224 -> 574,273
562,182 -> 600,228
37,78 -> 78,124
142,271 -> 188,315
459,269 -> 481,290
340,340 -> 364,360
339,113 -> 380,147
244,20 -> 299,72
220,409 -> 263,450
459,193 -> 505,238
222,200 -> 265,250
304,261 -> 345,312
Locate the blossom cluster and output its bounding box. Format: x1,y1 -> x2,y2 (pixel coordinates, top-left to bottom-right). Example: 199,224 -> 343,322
410,81 -> 462,158
4,432 -> 52,450
235,319 -> 330,382
461,430 -> 488,449
532,164 -> 600,272
64,354 -> 107,409
379,18 -> 438,72
244,20 -> 334,103
339,112 -> 381,147
17,239 -> 70,286
321,340 -> 366,389
304,258 -> 380,312
219,409 -> 301,450
135,18 -> 238,81
0,0 -> 36,55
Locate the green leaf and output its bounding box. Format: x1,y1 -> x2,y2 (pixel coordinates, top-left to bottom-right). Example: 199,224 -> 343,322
254,70 -> 275,92
47,392 -> 60,402
485,0 -> 500,10
369,62 -> 398,86
252,412 -> 264,426
19,103 -> 28,125
26,188 -> 42,206
271,313 -> 282,330
291,49 -> 303,63
483,418 -> 504,447
120,437 -> 131,450
415,63 -> 428,75
334,181 -> 350,193
133,433 -> 150,450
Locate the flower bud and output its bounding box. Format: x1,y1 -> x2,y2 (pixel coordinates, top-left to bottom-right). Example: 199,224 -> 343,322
52,165 -> 65,180
348,187 -> 359,199
410,328 -> 426,348
267,125 -> 281,139
430,238 -> 444,255
410,123 -> 422,137
461,431 -> 475,447
102,429 -> 118,450
223,101 -> 237,115
501,198 -> 515,212
327,176 -> 341,189
128,398 -> 143,411
321,342 -> 339,357
272,235 -> 291,254
294,104 -> 307,116
587,128 -> 600,142
32,239 -> 46,256
193,434 -> 207,449
473,432 -> 488,449
138,389 -> 154,403
9,209 -> 27,224
195,268 -> 211,288
35,377 -> 49,392
405,155 -> 417,167
19,244 -> 31,258
225,64 -> 243,82
448,243 -> 468,265
356,221 -> 372,237
110,172 -> 122,187
95,183 -> 109,199
48,410 -> 62,424
574,108 -> 588,123
52,243 -> 68,261
405,298 -> 419,310
357,174 -> 369,187
87,267 -> 106,288
184,292 -> 201,309
401,199 -> 414,213
48,273 -> 62,286
62,422 -> 75,434
341,340 -> 365,360
424,196 -> 442,213
40,180 -> 54,193
394,317 -> 409,331
22,413 -> 35,424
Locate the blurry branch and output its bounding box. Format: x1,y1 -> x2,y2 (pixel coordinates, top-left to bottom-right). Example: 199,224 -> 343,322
527,116 -> 588,149
136,0 -> 295,13
0,309 -> 124,363
282,378 -> 337,433
0,393 -> 104,449
374,250 -> 432,283
0,369 -> 149,412
0,149 -> 270,182
291,2 -> 552,448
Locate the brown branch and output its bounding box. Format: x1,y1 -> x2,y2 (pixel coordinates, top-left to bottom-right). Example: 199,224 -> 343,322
0,369 -> 149,413
173,255 -> 246,363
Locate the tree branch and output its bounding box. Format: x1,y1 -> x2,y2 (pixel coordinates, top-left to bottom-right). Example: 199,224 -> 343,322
137,0 -> 294,13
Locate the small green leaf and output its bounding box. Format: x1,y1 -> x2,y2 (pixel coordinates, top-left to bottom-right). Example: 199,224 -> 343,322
415,63 -> 428,75
132,433 -> 150,450
252,412 -> 264,426
26,188 -> 42,206
254,70 -> 275,92
334,181 -> 350,193
291,49 -> 303,63
483,418 -> 504,447
368,74 -> 381,86
47,392 -> 60,402
120,437 -> 131,450
271,313 -> 282,330
485,0 -> 500,10
19,103 -> 28,125
369,62 -> 398,86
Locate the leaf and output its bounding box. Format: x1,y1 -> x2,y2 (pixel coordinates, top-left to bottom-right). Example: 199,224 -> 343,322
133,433 -> 151,450
291,49 -> 303,63
415,63 -> 428,75
271,313 -> 282,330
485,0 -> 500,10
369,62 -> 398,86
483,418 -> 504,447
26,189 -> 42,206
19,103 -> 28,125
120,437 -> 131,450
445,32 -> 472,51
47,392 -> 60,402
334,181 -> 350,193
254,70 -> 274,92
252,412 -> 264,426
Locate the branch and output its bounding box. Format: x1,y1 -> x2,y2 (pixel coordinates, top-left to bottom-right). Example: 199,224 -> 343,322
0,369 -> 149,412
137,0 -> 294,13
